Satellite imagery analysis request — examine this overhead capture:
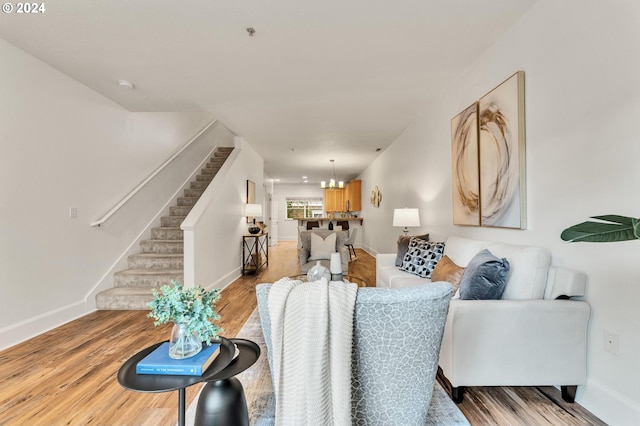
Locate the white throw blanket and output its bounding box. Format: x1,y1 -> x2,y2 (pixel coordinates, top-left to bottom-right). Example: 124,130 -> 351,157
268,277 -> 358,426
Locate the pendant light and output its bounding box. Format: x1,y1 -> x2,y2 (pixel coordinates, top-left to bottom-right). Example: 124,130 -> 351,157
320,159 -> 344,189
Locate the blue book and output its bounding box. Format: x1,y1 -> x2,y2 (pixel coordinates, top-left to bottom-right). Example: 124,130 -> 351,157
136,342 -> 220,376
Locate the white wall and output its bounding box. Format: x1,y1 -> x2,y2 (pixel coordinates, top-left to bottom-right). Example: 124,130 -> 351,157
358,1 -> 640,424
182,137 -> 264,290
0,39 -> 215,349
273,184 -> 325,240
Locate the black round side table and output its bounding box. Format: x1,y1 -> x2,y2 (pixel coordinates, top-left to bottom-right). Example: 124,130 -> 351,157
194,338 -> 261,426
117,337 -> 237,426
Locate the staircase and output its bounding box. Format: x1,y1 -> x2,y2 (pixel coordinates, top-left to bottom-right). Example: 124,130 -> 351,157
95,147 -> 234,310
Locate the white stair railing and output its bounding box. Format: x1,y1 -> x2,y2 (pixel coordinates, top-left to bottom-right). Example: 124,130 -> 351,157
90,119 -> 218,227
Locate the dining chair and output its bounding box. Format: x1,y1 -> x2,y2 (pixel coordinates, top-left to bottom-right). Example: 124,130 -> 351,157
336,220 -> 350,231
344,227 -> 358,261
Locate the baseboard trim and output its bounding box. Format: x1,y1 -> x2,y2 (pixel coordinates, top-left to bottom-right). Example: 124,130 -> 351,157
578,378 -> 640,426
0,301 -> 90,351
361,244 -> 378,257
205,267 -> 242,292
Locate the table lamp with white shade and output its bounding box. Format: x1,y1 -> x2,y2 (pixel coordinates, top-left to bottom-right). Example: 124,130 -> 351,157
393,208 -> 420,236
245,203 -> 263,234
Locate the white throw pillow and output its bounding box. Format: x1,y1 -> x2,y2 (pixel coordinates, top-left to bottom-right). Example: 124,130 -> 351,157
309,232 -> 337,261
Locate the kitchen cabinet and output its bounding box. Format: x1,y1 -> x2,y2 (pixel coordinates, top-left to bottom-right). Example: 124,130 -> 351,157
324,188 -> 345,212
345,180 -> 362,212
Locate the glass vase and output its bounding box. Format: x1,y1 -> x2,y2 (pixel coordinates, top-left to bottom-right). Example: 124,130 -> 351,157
168,322 -> 202,359
307,260 -> 330,282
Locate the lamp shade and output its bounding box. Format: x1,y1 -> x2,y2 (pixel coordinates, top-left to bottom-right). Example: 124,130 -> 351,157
393,208 -> 420,227
244,203 -> 262,217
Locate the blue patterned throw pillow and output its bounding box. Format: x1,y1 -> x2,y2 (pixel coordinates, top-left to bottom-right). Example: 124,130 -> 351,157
395,233 -> 430,267
400,238 -> 445,278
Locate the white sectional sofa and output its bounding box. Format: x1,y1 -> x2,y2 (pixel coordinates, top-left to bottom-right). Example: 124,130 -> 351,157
376,235 -> 591,403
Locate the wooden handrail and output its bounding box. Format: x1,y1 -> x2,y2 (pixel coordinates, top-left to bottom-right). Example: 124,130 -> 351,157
90,119 -> 218,227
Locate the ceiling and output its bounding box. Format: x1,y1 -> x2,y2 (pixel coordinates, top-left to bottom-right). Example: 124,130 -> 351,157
0,0 -> 537,184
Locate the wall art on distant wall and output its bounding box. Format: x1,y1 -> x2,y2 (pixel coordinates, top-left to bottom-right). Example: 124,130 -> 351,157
451,102 -> 480,226
246,180 -> 256,223
370,186 -> 381,207
450,71 -> 526,229
478,71 -> 526,229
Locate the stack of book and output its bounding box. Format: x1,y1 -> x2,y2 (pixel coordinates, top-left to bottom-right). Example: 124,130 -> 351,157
136,342 -> 221,376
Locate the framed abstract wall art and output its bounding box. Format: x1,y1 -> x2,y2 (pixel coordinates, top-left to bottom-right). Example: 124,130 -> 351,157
450,71 -> 526,229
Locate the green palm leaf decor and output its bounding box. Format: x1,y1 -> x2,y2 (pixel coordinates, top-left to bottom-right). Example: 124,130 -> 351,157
561,215 -> 640,242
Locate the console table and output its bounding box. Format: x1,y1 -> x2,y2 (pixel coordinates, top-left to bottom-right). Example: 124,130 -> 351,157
242,233 -> 268,275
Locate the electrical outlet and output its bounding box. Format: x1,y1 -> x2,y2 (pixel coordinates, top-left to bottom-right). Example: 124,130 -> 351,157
603,330 -> 619,355
69,206 -> 78,219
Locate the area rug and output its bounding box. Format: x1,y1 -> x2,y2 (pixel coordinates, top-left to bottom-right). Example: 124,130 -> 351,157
183,309 -> 469,425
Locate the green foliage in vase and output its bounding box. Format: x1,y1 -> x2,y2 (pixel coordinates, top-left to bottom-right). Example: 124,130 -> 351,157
561,215 -> 640,243
147,280 -> 222,344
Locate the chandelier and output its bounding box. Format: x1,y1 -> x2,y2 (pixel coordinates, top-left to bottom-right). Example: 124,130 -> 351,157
320,159 -> 344,189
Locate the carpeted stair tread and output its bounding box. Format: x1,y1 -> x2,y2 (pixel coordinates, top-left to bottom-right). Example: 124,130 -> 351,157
95,287 -> 157,310
114,268 -> 183,275
140,239 -> 184,254
127,253 -> 183,270
190,181 -> 210,190
184,188 -> 205,197
150,227 -> 183,240
160,216 -> 185,227
177,197 -> 199,206
113,269 -> 183,288
196,174 -> 214,182
170,206 -> 192,216
130,253 -> 183,259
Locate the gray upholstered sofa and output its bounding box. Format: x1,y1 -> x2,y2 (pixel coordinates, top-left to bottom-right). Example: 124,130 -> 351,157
256,282 -> 453,424
298,229 -> 350,274
376,235 -> 591,403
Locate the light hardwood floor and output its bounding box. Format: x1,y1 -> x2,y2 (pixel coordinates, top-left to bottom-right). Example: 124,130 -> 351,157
0,241 -> 605,425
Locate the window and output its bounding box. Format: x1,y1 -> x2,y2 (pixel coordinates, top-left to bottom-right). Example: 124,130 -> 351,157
286,198 -> 324,219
